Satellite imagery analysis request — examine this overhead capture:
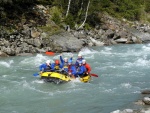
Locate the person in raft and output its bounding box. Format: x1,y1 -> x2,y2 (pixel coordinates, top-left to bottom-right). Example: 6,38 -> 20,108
68,60 -> 77,78
82,59 -> 91,75
52,59 -> 63,72
39,60 -> 53,74
75,61 -> 87,77
75,53 -> 84,67
59,54 -> 73,74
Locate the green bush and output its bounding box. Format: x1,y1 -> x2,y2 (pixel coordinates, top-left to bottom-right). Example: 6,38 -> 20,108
64,14 -> 75,28
52,12 -> 61,25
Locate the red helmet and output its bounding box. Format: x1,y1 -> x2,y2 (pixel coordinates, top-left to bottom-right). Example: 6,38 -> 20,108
55,60 -> 60,65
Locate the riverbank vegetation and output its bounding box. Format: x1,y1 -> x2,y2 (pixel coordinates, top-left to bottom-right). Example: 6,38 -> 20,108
0,0 -> 150,30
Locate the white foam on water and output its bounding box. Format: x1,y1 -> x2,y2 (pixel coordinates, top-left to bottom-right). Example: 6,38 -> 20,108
104,89 -> 114,93
135,58 -> 150,66
99,50 -> 113,55
79,47 -> 98,55
124,58 -> 150,67
120,83 -> 132,89
71,77 -> 82,83
0,60 -> 14,68
142,45 -> 150,52
20,80 -> 53,95
19,54 -> 54,67
2,75 -> 9,78
104,47 -> 112,51
31,79 -> 45,84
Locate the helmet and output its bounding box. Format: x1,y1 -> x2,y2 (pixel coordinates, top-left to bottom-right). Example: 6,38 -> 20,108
78,53 -> 82,57
46,60 -> 50,64
64,57 -> 68,60
55,60 -> 60,65
82,59 -> 86,64
68,60 -> 72,63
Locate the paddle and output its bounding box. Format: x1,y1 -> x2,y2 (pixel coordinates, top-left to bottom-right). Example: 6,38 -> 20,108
33,73 -> 39,77
45,51 -> 55,56
90,73 -> 98,77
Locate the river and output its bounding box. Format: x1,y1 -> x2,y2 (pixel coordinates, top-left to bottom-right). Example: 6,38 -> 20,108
0,44 -> 150,113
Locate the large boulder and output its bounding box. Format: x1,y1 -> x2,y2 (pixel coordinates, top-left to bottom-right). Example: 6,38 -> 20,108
0,51 -> 9,57
49,32 -> 84,52
143,97 -> 150,105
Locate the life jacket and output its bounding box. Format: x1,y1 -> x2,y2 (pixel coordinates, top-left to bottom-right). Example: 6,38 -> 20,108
54,65 -> 60,70
83,63 -> 91,73
63,62 -> 68,69
76,65 -> 86,75
45,65 -> 52,72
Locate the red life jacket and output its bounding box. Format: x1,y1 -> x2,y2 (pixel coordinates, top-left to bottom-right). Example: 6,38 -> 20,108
83,63 -> 91,73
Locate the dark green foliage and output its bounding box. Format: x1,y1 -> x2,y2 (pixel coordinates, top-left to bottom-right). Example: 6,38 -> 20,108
52,12 -> 61,24
145,0 -> 150,13
0,0 -> 150,30
64,14 -> 75,28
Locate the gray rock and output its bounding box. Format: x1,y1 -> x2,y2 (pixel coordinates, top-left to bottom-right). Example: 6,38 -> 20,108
115,38 -> 127,43
17,53 -> 33,56
141,90 -> 150,94
31,29 -> 41,38
25,38 -> 41,47
0,51 -> 9,57
110,39 -> 117,45
105,29 -> 114,39
143,97 -> 150,105
50,32 -> 84,52
90,37 -> 104,46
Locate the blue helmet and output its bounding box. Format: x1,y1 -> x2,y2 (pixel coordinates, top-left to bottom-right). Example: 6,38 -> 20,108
68,60 -> 72,63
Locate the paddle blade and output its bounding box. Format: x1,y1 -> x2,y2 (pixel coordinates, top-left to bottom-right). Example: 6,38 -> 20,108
91,73 -> 98,77
45,51 -> 55,56
33,73 -> 39,76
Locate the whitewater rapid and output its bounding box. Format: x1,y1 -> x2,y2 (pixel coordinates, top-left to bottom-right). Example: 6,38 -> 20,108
0,44 -> 150,113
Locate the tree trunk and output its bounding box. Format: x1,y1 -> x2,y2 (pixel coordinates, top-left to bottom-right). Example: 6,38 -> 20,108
66,0 -> 71,17
78,0 -> 90,29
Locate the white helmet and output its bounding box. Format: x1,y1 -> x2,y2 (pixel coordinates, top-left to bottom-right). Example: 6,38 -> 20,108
78,53 -> 82,57
46,60 -> 50,64
64,57 -> 68,60
82,59 -> 86,64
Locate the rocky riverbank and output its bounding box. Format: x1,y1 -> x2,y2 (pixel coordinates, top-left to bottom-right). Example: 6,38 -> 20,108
111,90 -> 150,113
0,5 -> 150,57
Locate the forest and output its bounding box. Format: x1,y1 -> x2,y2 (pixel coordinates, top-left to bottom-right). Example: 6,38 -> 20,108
0,0 -> 150,29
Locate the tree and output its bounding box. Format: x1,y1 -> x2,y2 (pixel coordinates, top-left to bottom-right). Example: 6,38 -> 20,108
78,0 -> 90,29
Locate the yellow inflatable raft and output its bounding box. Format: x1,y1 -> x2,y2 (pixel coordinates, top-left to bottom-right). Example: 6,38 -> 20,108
40,72 -> 91,84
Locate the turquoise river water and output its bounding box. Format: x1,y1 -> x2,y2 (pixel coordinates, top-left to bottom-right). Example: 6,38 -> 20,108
0,44 -> 150,113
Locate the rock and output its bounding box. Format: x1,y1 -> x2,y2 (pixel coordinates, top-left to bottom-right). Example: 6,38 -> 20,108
117,30 -> 129,38
105,29 -> 114,39
134,100 -> 145,105
141,90 -> 150,94
49,32 -> 84,52
31,29 -> 41,38
0,51 -> 9,57
115,38 -> 128,43
131,36 -> 138,43
110,39 -> 117,45
122,109 -> 134,113
143,97 -> 150,105
40,32 -> 48,39
25,38 -> 41,47
110,110 -> 120,113
90,37 -> 104,46
35,48 -> 45,53
17,53 -> 33,56
3,39 -> 10,47
2,47 -> 16,56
